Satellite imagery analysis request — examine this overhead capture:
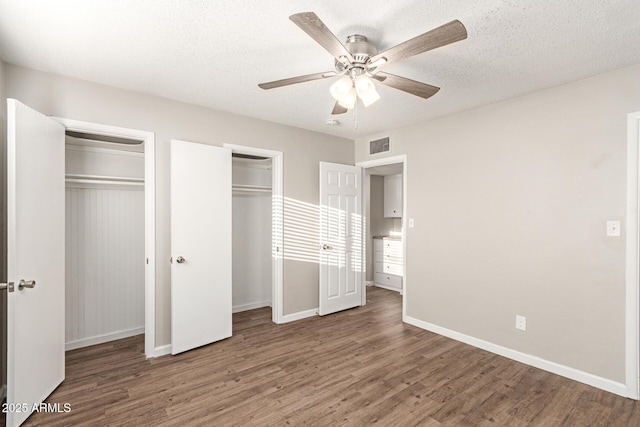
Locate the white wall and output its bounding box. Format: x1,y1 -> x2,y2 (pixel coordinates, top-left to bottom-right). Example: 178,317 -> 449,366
355,63 -> 640,384
232,159 -> 272,312
3,64 -> 354,348
64,143 -> 145,349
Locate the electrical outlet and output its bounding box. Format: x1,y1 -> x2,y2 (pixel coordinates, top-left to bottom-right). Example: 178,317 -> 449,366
408,218 -> 415,228
606,220 -> 621,237
515,315 -> 526,331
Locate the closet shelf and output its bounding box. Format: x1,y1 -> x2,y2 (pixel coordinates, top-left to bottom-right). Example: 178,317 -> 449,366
65,173 -> 144,186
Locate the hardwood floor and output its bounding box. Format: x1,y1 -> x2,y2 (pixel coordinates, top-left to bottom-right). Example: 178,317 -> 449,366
21,287 -> 640,426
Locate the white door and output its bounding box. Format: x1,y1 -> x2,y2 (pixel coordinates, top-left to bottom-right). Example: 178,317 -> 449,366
5,99 -> 65,427
319,162 -> 363,315
170,140 -> 232,354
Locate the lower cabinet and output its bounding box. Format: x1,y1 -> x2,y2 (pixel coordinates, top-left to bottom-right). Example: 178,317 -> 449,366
373,237 -> 403,292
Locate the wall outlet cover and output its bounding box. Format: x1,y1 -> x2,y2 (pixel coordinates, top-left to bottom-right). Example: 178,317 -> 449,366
606,220 -> 621,237
515,315 -> 527,331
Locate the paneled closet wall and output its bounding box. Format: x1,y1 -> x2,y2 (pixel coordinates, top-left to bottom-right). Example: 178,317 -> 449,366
65,137 -> 145,350
232,157 -> 272,312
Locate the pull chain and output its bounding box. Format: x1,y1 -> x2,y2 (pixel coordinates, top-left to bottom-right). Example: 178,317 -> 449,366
353,98 -> 359,130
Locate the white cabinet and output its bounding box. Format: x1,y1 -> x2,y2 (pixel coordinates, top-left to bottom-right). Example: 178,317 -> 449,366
373,237 -> 403,292
384,174 -> 402,218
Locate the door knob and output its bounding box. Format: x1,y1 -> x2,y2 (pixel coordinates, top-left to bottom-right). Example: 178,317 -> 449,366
322,244 -> 332,250
176,256 -> 186,264
18,279 -> 36,290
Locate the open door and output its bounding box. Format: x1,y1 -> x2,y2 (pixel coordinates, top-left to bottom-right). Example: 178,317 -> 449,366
170,140 -> 232,354
5,99 -> 65,427
319,162 -> 363,315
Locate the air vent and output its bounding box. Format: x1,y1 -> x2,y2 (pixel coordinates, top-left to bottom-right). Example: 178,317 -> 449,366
370,137 -> 390,154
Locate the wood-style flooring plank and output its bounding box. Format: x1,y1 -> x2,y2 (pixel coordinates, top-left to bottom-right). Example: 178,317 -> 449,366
19,286 -> 640,426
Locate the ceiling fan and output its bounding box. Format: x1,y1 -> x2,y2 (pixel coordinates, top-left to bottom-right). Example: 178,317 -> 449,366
258,12 -> 467,115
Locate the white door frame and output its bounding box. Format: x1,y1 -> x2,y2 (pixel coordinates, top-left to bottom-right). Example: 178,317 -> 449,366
223,143 -> 284,324
356,155 -> 408,321
625,111 -> 640,400
53,117 -> 156,358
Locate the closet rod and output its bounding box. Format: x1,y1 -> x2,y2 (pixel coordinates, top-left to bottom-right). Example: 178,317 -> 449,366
232,185 -> 272,193
65,173 -> 144,186
66,178 -> 144,186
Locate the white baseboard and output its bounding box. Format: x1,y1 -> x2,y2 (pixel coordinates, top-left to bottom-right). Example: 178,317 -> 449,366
233,300 -> 272,313
404,315 -> 629,398
280,308 -> 317,324
153,344 -> 172,357
0,384 -> 6,401
65,327 -> 145,351
373,283 -> 402,293
365,281 -> 374,287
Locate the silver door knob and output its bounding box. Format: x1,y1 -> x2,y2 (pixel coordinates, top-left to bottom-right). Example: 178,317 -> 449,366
176,256 -> 186,264
322,244 -> 332,250
18,279 -> 36,290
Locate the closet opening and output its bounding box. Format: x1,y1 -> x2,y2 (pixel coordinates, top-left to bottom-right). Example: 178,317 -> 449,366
357,155 -> 408,319
365,164 -> 404,295
64,130 -> 146,353
224,143 -> 284,323
232,154 -> 273,314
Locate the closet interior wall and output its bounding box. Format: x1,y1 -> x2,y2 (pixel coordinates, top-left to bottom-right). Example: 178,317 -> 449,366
232,156 -> 272,313
65,136 -> 145,350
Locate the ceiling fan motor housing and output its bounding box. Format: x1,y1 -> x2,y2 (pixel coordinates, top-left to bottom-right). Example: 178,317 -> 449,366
335,34 -> 378,76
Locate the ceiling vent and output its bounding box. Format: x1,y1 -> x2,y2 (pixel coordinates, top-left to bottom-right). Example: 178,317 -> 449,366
370,137 -> 390,155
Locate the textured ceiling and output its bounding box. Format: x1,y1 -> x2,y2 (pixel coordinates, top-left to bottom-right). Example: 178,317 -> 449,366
0,0 -> 639,139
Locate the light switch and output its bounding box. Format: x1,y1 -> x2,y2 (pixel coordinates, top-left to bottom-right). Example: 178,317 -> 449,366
606,220 -> 621,237
408,218 -> 415,228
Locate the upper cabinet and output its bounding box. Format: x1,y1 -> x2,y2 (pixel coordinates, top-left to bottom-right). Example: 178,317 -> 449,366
384,174 -> 403,218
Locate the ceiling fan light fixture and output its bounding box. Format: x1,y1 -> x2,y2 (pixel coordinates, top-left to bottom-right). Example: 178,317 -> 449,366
330,76 -> 353,102
337,87 -> 357,109
354,75 -> 374,93
355,75 -> 380,107
359,86 -> 380,107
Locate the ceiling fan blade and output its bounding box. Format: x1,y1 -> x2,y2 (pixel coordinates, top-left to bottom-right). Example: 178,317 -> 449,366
370,20 -> 467,66
258,71 -> 337,90
331,102 -> 348,115
290,12 -> 354,63
375,72 -> 440,99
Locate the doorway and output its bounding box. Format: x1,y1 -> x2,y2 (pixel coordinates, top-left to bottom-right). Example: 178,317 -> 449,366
64,131 -> 145,352
54,117 -> 156,357
224,144 -> 284,324
232,154 -> 273,313
357,155 -> 408,319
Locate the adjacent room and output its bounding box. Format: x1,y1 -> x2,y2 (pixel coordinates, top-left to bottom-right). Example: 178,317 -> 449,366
1,1 -> 640,426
